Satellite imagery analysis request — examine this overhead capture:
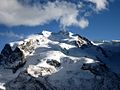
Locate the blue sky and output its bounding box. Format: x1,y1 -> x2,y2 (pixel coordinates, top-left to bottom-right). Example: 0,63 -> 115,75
0,0 -> 120,50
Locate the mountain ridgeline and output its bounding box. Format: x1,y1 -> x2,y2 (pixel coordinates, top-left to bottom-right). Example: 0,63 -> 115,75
0,31 -> 120,90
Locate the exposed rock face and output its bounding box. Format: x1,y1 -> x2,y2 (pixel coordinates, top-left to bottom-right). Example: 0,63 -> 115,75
0,44 -> 25,73
1,44 -> 12,58
27,65 -> 56,77
0,44 -> 12,64
5,71 -> 56,90
0,31 -> 120,90
9,47 -> 24,63
81,62 -> 109,76
75,34 -> 93,48
8,47 -> 26,73
6,61 -> 120,90
81,62 -> 120,90
19,39 -> 35,54
46,59 -> 61,67
74,34 -> 108,58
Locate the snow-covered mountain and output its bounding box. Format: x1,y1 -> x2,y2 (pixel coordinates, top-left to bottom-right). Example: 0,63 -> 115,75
0,31 -> 120,90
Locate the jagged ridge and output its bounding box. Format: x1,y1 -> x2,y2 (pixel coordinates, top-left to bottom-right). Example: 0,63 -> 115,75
0,31 -> 120,90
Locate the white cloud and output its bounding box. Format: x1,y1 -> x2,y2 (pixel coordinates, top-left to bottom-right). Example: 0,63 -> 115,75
0,31 -> 24,39
88,0 -> 108,11
0,0 -> 85,28
78,18 -> 89,29
0,0 -> 109,29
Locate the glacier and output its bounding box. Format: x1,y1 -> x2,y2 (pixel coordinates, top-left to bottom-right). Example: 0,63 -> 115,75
0,30 -> 120,90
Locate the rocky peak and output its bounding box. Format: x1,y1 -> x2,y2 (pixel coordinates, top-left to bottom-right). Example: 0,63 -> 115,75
10,47 -> 25,63
0,44 -> 25,73
13,47 -> 21,53
74,34 -> 93,48
1,44 -> 12,57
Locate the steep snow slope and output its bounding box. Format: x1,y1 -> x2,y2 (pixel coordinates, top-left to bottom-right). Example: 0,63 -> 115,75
0,31 -> 120,90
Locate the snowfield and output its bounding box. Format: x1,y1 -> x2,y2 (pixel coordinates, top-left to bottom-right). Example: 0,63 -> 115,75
0,31 -> 120,90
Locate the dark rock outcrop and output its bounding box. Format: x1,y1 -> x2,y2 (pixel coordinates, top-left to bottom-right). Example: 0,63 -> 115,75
78,35 -> 93,46
19,40 -> 35,54
0,54 -> 3,63
12,61 -> 26,73
1,44 -> 12,58
81,62 -> 109,76
0,44 -> 12,64
74,34 -> 93,48
0,44 -> 25,73
46,59 -> 61,67
5,71 -> 56,90
81,62 -> 120,90
10,47 -> 25,63
8,47 -> 25,73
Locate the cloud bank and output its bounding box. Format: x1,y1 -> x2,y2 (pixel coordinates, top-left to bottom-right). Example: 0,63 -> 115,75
0,0 -> 109,29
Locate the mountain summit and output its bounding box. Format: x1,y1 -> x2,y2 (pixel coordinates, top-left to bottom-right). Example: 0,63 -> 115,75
0,31 -> 120,90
